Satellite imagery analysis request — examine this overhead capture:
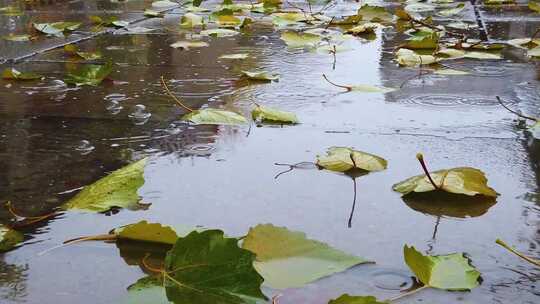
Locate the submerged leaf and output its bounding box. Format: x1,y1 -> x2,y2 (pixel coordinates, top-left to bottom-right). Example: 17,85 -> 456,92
328,294 -> 387,304
280,31 -> 321,48
0,224 -> 23,252
62,158 -> 148,212
392,167 -> 498,197
164,230 -> 266,303
241,70 -> 279,81
251,105 -> 298,124
317,147 -> 387,173
182,108 -> 247,125
404,245 -> 481,290
242,224 -> 370,289
64,62 -> 113,86
2,68 -> 42,80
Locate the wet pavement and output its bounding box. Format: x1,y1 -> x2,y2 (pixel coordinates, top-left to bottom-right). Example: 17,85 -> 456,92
0,0 -> 539,303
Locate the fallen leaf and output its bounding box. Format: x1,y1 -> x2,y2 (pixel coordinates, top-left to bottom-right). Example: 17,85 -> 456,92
437,3 -> 465,17
392,167 -> 498,197
242,224 -> 371,289
112,20 -> 130,28
64,62 -> 113,86
251,105 -> 299,124
2,34 -> 31,41
152,0 -> 178,8
144,9 -> 163,17
112,221 -> 179,244
165,230 -> 266,303
404,245 -> 481,290
485,0 -> 515,4
328,294 -> 387,304
33,22 -> 81,36
403,31 -> 439,49
317,147 -> 387,173
170,40 -> 209,49
2,68 -> 42,80
219,53 -> 249,59
62,158 -> 148,212
280,31 -> 321,48
528,46 -> 540,57
357,4 -> 394,23
530,1 -> 540,12
396,48 -> 437,66
200,28 -> 239,37
433,68 -> 470,75
241,70 -> 279,81
182,108 -> 248,125
180,13 -> 204,28
529,121 -> 540,139
346,22 -> 380,35
0,224 -> 23,252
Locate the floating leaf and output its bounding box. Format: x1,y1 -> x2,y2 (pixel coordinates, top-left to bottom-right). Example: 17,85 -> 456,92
164,230 -> 266,303
396,48 -> 437,66
242,224 -> 370,289
76,51 -> 103,60
323,75 -> 394,93
144,9 -> 163,17
219,53 -> 249,59
528,47 -> 540,57
112,20 -> 130,28
170,40 -> 208,49
437,3 -> 465,17
2,68 -> 42,80
530,1 -> 540,12
357,4 -> 393,23
180,13 -> 203,28
317,147 -> 387,173
462,51 -> 501,60
113,221 -> 179,245
328,294 -> 387,304
62,158 -> 148,212
393,167 -> 498,197
403,31 -> 439,49
404,245 -> 481,291
152,0 -> 178,8
2,34 -> 31,41
507,38 -> 540,49
280,31 -> 321,48
241,70 -> 279,81
433,68 -> 470,75
529,121 -> 540,139
125,276 -> 171,304
405,2 -> 436,13
182,108 -> 247,125
0,224 -> 23,252
64,62 -> 113,86
446,21 -> 478,30
33,22 -> 81,36
215,14 -> 242,27
200,28 -> 239,37
346,23 -> 380,35
272,12 -> 312,26
251,105 -> 298,124
485,0 -> 515,4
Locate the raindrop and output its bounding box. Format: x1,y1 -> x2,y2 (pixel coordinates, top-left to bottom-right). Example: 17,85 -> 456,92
75,140 -> 95,155
128,104 -> 151,125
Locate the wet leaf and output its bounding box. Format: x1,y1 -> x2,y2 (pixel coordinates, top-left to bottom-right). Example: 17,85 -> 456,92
2,34 -> 31,41
437,3 -> 465,17
528,47 -> 540,57
144,9 -> 164,17
433,68 -> 470,75
170,40 -> 209,49
331,15 -> 363,25
346,23 -> 380,35
152,0 -> 179,8
272,12 -> 312,26
164,230 -> 266,303
529,121 -> 540,139
2,68 -> 42,80
182,108 -> 248,125
0,224 -> 23,252
446,21 -> 478,30
251,105 -> 299,124
328,294 -> 387,304
180,13 -> 203,28
200,28 -> 239,37
62,158 -> 148,212
530,1 -> 540,12
462,51 -> 501,60
485,0 -> 515,4
112,20 -> 130,28
316,147 -> 388,173
403,245 -> 481,290
242,224 -> 370,289
125,276 -> 171,304
64,62 -> 113,86
403,31 -> 439,49
280,31 -> 321,48
405,2 -> 436,13
215,15 -> 242,28
357,4 -> 393,23
241,70 -> 279,81
76,51 -> 103,60
507,38 -> 540,49
33,22 -> 81,36
113,221 -> 178,245
392,167 -> 498,197
219,53 -> 249,59
396,48 -> 437,66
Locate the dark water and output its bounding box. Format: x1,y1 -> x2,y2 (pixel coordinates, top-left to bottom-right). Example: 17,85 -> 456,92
0,0 -> 539,303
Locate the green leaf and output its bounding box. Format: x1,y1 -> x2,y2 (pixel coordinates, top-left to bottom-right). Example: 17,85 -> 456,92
144,9 -> 164,17
241,70 -> 279,81
113,221 -> 178,245
2,34 -> 31,41
64,62 -> 113,86
346,22 -> 380,35
392,167 -> 498,197
182,108 -> 248,125
356,4 -> 393,23
200,28 -> 239,37
219,53 -> 249,59
242,224 -> 370,289
328,294 -> 388,304
396,48 -> 437,66
170,40 -> 209,49
62,158 -> 148,212
192,0 -> 205,7
272,12 -> 312,26
2,68 -> 42,80
180,13 -> 204,28
0,224 -> 23,252
437,3 -> 465,17
529,121 -> 540,139
75,51 -> 103,61
251,105 -> 298,124
485,0 -> 515,4
164,230 -> 266,303
403,31 -> 439,49
528,46 -> 540,58
112,20 -> 130,28
152,0 -> 179,8
316,147 -> 387,173
403,245 -> 481,291
33,22 -> 81,36
530,1 -> 540,12
433,68 -> 470,75
125,276 -> 171,304
280,31 -> 321,48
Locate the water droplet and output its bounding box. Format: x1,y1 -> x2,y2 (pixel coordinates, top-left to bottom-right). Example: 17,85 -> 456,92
75,140 -> 95,155
128,104 -> 151,125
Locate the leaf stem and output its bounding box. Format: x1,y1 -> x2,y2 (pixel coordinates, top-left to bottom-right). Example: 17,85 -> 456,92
160,76 -> 194,112
416,153 -> 439,190
322,74 -> 351,91
348,178 -> 357,228
388,285 -> 429,302
63,234 -> 118,244
496,239 -> 540,268
495,96 -> 538,122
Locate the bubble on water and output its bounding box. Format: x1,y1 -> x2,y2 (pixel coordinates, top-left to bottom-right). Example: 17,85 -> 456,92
128,104 -> 151,125
75,140 -> 95,155
105,100 -> 123,115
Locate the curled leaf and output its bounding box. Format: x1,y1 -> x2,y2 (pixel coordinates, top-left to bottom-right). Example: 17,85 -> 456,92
317,147 -> 387,173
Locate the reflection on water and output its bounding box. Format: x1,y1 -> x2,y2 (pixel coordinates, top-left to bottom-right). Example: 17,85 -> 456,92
402,192 -> 497,219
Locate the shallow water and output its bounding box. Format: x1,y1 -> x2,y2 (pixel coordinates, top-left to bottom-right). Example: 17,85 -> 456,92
0,0 -> 539,303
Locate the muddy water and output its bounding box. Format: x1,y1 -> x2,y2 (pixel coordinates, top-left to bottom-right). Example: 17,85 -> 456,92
0,0 -> 539,303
